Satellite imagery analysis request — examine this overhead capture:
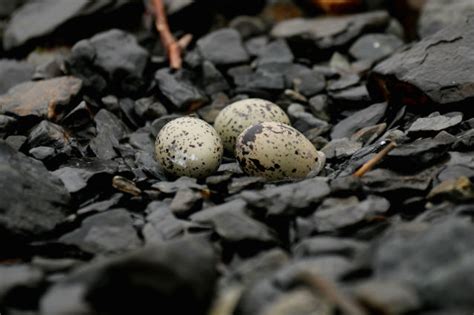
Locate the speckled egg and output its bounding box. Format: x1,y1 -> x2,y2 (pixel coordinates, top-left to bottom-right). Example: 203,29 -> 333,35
155,117 -> 223,178
214,98 -> 290,152
235,122 -> 325,181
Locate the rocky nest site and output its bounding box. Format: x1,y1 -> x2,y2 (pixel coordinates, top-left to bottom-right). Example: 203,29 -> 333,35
1,0 -> 474,315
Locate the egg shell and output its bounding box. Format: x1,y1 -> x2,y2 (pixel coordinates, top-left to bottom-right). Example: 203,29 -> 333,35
155,117 -> 223,178
235,122 -> 324,181
214,98 -> 290,152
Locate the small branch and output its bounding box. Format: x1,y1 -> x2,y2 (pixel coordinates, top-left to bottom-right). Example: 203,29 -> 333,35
152,0 -> 183,69
353,141 -> 397,177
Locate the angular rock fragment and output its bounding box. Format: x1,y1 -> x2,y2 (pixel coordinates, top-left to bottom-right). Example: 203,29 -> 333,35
321,138 -> 362,160
25,120 -> 70,150
197,28 -> 250,66
407,112 -> 463,135
349,33 -> 403,61
0,76 -> 82,120
67,29 -> 148,94
59,209 -> 142,255
0,59 -> 34,95
40,238 -> 218,315
418,0 -> 474,38
191,199 -> 277,246
240,177 -> 330,216
271,11 -> 390,60
155,68 -> 207,110
331,102 -> 387,139
0,142 -> 70,241
369,17 -> 474,107
256,39 -> 294,65
310,195 -> 390,232
89,109 -> 128,160
374,218 -> 474,308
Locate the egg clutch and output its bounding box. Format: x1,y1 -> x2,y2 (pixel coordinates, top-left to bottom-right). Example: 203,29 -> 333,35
154,98 -> 326,181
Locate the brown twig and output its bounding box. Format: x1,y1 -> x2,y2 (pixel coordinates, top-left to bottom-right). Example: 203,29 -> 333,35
152,0 -> 184,69
353,141 -> 397,177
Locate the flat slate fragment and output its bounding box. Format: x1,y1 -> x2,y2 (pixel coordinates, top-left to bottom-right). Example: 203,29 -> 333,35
0,141 -> 70,240
369,16 -> 474,107
0,76 -> 82,121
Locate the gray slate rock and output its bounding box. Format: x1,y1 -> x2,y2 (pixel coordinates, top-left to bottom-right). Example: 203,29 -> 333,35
155,68 -> 207,110
407,112 -> 463,135
240,177 -> 330,216
0,59 -> 34,95
40,238 -> 217,315
197,28 -> 250,66
256,39 -> 294,65
0,141 -> 70,240
331,102 -> 387,139
67,29 -> 148,94
374,218 -> 474,308
191,199 -> 276,245
321,138 -> 362,160
418,0 -> 474,38
59,209 -> 142,255
369,16 -> 474,107
349,33 -> 403,61
0,264 -> 44,304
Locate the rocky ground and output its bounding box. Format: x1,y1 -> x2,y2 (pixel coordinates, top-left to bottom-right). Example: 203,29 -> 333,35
1,0 -> 474,315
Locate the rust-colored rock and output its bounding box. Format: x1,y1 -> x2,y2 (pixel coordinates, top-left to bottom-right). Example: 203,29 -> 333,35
0,76 -> 82,120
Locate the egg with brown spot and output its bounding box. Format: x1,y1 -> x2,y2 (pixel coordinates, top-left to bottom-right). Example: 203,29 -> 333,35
155,117 -> 223,178
214,98 -> 290,152
235,122 -> 325,181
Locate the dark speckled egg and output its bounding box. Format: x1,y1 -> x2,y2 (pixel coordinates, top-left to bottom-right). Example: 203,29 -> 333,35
214,98 -> 290,153
155,117 -> 223,178
235,122 -> 325,181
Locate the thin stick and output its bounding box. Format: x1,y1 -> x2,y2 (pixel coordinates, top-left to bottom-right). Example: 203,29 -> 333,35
353,141 -> 397,177
152,0 -> 182,69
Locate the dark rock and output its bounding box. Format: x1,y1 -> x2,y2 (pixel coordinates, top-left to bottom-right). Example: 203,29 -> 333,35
321,138 -> 362,160
309,195 -> 390,232
61,101 -> 93,129
191,199 -> 277,245
0,264 -> 44,307
385,131 -> 456,170
0,114 -> 17,134
197,28 -> 250,66
4,135 -> 27,151
77,193 -> 122,216
128,130 -> 154,153
418,0 -> 474,38
374,218 -> 474,308
453,129 -> 474,151
52,158 -> 119,196
0,76 -> 82,121
331,102 -> 387,139
25,120 -> 70,150
349,33 -> 403,61
67,29 -> 148,94
0,59 -> 34,95
229,16 -> 266,39
244,36 -> 269,57
3,0 -> 90,49
155,68 -> 207,110
327,74 -> 360,92
0,141 -> 70,241
59,209 -> 142,255
351,123 -> 387,145
170,188 -> 203,217
407,112 -> 463,135
228,176 -> 265,195
240,177 -> 330,217
150,114 -> 182,137
143,201 -> 207,243
89,109 -> 128,160
293,236 -> 368,258
40,238 -> 218,315
201,61 -> 230,95
256,39 -> 294,65
134,97 -> 168,121
369,17 -> 474,107
0,0 -> 23,17
271,11 -> 390,60
287,103 -> 330,134
134,150 -> 166,180
361,166 -> 440,195
308,94 -> 331,121
329,85 -> 371,108
29,146 -> 55,161
293,70 -> 326,97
